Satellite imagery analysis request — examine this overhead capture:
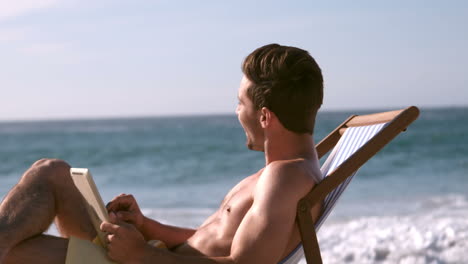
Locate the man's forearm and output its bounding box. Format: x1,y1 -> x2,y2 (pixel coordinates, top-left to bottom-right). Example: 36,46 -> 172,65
141,216 -> 196,248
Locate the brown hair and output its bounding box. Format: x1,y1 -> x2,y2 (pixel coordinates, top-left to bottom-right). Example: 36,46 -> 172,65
242,44 -> 323,134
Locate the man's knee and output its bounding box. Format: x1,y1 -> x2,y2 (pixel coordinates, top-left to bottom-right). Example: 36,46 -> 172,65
32,158 -> 70,170
32,158 -> 69,168
27,159 -> 71,183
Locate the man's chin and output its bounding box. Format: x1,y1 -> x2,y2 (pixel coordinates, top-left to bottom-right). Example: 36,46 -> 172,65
247,143 -> 264,152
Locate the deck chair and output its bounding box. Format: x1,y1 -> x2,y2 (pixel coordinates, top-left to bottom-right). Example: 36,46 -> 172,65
280,106 -> 420,264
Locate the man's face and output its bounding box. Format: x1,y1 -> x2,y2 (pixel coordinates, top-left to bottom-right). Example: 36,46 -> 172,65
236,76 -> 264,151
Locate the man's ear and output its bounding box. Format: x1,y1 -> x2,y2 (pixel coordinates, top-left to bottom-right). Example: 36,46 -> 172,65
260,107 -> 272,128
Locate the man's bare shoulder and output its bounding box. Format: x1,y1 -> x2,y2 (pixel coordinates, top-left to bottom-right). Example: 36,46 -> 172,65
257,159 -> 321,200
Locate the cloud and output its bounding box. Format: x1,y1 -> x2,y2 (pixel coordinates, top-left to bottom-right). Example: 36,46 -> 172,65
0,0 -> 62,20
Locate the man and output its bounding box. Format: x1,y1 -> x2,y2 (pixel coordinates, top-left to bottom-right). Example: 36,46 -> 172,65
0,43 -> 324,264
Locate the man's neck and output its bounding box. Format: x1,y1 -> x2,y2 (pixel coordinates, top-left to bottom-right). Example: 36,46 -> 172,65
264,133 -> 317,165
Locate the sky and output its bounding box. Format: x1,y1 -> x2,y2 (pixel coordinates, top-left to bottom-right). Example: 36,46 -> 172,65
0,0 -> 467,121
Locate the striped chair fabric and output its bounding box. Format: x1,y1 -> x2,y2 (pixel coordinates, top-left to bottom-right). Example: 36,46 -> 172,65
279,122 -> 388,264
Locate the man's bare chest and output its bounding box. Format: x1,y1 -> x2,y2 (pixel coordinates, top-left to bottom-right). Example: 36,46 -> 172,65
198,174 -> 259,234
182,175 -> 259,256
220,181 -> 254,218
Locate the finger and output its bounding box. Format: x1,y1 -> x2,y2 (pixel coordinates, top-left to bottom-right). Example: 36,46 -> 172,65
116,194 -> 135,204
109,212 -> 132,228
107,199 -> 126,212
106,194 -> 129,211
103,233 -> 109,244
117,211 -> 135,223
106,199 -> 119,211
100,221 -> 120,233
114,217 -> 132,228
107,234 -> 115,244
107,195 -> 135,212
109,211 -> 118,224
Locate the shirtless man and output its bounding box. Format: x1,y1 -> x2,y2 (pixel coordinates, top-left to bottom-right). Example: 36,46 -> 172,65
0,43 -> 324,264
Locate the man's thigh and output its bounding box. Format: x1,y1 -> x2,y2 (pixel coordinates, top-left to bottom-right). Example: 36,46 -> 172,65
5,235 -> 68,264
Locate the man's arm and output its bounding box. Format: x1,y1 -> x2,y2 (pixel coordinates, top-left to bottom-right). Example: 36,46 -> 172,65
102,161 -> 315,264
106,194 -> 196,248
140,216 -> 196,248
227,161 -> 313,263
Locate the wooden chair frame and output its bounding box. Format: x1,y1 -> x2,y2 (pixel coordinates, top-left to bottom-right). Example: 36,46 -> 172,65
296,106 -> 420,264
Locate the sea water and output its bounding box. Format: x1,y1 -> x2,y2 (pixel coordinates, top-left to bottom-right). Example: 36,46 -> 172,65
0,107 -> 467,263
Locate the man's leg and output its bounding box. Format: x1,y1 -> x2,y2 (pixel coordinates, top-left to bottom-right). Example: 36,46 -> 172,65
4,235 -> 68,264
0,159 -> 97,262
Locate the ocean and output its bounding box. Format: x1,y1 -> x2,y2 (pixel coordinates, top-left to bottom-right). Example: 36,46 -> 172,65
0,107 -> 467,263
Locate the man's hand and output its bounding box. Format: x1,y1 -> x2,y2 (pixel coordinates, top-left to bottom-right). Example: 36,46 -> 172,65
106,193 -> 145,230
100,212 -> 150,264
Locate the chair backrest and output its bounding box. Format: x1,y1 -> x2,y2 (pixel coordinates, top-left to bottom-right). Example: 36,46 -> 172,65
279,123 -> 388,264
315,122 -> 388,229
283,106 -> 420,264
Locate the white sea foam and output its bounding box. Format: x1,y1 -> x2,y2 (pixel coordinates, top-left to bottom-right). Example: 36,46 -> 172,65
311,214 -> 468,263
300,194 -> 468,264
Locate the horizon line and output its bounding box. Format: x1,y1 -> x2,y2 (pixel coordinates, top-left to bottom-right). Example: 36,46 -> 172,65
0,105 -> 465,123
